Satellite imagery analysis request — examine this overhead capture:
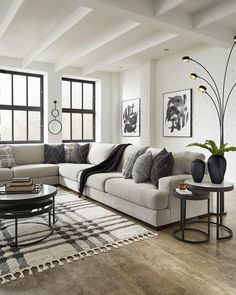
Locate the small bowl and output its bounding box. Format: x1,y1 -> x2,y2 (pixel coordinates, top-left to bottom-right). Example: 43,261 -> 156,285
178,182 -> 187,190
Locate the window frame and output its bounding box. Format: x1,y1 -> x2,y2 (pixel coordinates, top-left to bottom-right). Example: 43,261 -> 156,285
0,69 -> 44,144
62,77 -> 96,143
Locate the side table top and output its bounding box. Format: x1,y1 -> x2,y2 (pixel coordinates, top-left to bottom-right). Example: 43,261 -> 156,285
185,177 -> 234,192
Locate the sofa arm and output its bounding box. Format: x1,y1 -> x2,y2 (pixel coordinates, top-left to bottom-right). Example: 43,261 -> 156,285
158,174 -> 191,194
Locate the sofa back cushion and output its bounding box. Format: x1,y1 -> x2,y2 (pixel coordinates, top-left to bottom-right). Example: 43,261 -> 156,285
9,144 -> 44,165
87,143 -> 116,165
172,151 -> 205,175
118,145 -> 148,171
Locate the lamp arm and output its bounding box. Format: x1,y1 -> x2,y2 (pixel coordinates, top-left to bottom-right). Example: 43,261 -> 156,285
222,42 -> 236,107
191,58 -> 221,103
223,83 -> 236,119
205,92 -> 221,124
198,76 -> 221,107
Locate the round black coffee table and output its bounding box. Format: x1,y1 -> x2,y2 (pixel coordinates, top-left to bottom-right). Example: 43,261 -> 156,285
0,184 -> 57,247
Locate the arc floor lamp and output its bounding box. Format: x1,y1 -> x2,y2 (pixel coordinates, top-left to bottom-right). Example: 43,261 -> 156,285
182,35 -> 236,213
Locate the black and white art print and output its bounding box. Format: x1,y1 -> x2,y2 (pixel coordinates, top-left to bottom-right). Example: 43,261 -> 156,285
122,98 -> 140,137
163,89 -> 192,137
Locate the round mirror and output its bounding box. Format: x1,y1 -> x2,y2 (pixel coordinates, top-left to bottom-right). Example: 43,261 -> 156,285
51,109 -> 59,118
48,119 -> 62,134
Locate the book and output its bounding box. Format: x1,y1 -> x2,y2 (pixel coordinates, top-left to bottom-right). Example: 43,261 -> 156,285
12,177 -> 31,182
8,178 -> 33,187
175,188 -> 192,195
6,184 -> 34,192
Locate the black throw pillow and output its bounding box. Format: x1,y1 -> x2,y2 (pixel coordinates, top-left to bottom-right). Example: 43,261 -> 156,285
44,144 -> 65,164
150,148 -> 174,187
71,143 -> 90,164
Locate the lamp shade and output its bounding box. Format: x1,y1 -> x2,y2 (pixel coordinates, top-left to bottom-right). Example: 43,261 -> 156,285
198,85 -> 207,93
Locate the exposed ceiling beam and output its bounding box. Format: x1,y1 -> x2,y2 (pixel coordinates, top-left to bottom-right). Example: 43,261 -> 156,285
0,0 -> 24,40
22,6 -> 92,68
82,31 -> 177,76
194,0 -> 236,29
54,20 -> 139,72
155,0 -> 188,16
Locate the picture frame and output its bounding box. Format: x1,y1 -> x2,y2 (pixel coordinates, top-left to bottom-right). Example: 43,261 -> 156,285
122,98 -> 140,137
163,89 -> 192,137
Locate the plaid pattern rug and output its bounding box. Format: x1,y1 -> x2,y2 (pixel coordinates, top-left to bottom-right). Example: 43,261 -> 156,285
0,187 -> 157,284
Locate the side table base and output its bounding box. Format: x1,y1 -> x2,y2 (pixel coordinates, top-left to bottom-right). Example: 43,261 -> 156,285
173,226 -> 209,244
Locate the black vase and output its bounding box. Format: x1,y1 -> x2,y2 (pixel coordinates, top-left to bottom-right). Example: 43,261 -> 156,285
207,155 -> 226,184
191,159 -> 205,183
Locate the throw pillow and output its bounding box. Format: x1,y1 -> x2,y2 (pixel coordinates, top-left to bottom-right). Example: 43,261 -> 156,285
150,149 -> 174,187
132,151 -> 153,183
44,144 -> 65,164
122,151 -> 140,179
0,146 -> 16,168
64,144 -> 75,163
71,143 -> 90,164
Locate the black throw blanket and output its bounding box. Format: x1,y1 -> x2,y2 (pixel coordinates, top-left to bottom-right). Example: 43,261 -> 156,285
79,143 -> 131,196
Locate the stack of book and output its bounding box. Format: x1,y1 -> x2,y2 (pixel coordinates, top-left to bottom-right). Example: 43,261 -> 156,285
6,177 -> 34,192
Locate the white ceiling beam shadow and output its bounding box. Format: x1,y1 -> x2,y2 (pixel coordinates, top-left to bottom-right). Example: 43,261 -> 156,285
54,20 -> 139,72
155,0 -> 188,16
22,6 -> 92,68
82,31 -> 177,76
0,0 -> 24,40
194,0 -> 236,29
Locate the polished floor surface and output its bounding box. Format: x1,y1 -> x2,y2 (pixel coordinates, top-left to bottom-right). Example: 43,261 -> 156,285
1,190 -> 236,295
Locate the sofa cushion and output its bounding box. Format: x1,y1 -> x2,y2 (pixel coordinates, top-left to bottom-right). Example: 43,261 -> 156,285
0,168 -> 13,182
122,150 -> 140,179
12,164 -> 59,178
105,178 -> 168,210
0,146 -> 16,168
10,144 -> 44,165
86,172 -> 122,192
118,145 -> 148,171
44,144 -> 65,164
64,143 -> 75,163
173,151 -> 205,175
132,151 -> 153,183
145,147 -> 163,158
87,143 -> 115,165
58,163 -> 93,181
72,143 -> 90,164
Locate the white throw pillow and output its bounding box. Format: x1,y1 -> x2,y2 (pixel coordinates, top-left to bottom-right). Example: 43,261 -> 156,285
0,146 -> 16,168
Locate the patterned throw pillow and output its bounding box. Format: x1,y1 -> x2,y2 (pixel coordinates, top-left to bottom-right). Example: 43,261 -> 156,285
44,144 -> 65,164
122,151 -> 140,179
132,151 -> 153,183
71,143 -> 90,164
0,146 -> 16,168
64,144 -> 75,163
150,149 -> 174,187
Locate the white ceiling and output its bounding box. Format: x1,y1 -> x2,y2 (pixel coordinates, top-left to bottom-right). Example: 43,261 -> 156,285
0,0 -> 235,75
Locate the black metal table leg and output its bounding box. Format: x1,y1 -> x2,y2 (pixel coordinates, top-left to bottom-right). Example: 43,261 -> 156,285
53,196 -> 55,224
15,219 -> 18,247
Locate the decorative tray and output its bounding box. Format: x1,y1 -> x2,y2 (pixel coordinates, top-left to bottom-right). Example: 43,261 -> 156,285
0,183 -> 43,195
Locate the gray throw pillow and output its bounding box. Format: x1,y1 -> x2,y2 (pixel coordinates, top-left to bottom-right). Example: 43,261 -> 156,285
44,144 -> 65,164
0,146 -> 16,168
122,151 -> 140,179
132,151 -> 153,183
64,144 -> 75,163
150,149 -> 174,187
71,143 -> 90,164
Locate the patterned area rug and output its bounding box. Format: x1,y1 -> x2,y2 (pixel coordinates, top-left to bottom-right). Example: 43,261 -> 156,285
0,187 -> 157,284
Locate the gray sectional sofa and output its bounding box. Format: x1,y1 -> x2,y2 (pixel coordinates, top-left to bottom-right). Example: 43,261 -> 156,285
0,143 -> 207,227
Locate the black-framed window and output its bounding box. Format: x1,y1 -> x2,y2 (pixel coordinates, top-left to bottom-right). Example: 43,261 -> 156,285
62,78 -> 95,142
0,69 -> 44,143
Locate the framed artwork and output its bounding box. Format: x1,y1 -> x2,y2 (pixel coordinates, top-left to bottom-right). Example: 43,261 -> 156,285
122,98 -> 140,137
163,89 -> 192,137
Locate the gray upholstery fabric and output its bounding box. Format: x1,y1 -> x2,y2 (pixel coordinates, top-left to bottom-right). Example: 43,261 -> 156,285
64,143 -> 75,163
10,144 -> 44,165
105,178 -> 168,210
86,172 -> 122,192
0,146 -> 16,168
0,168 -> 13,182
172,151 -> 205,175
12,164 -> 59,178
118,145 -> 148,171
72,143 -> 90,163
44,144 -> 65,164
58,163 -> 93,181
145,147 -> 163,158
122,151 -> 140,179
132,151 -> 153,183
87,143 -> 115,165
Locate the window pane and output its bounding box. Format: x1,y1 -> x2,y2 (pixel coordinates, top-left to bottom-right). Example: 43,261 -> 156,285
62,113 -> 70,140
72,82 -> 82,109
0,110 -> 12,141
28,111 -> 40,140
14,111 -> 26,140
28,77 -> 40,106
83,114 -> 93,140
62,80 -> 70,108
72,113 -> 82,140
13,75 -> 26,106
0,73 -> 11,105
83,83 -> 93,109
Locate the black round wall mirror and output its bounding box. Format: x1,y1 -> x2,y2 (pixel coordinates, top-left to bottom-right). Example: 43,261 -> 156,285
48,100 -> 62,135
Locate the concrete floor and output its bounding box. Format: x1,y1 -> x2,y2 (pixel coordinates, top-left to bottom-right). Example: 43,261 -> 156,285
1,191 -> 236,295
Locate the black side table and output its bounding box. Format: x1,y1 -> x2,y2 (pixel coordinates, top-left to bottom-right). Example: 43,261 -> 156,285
173,189 -> 210,243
